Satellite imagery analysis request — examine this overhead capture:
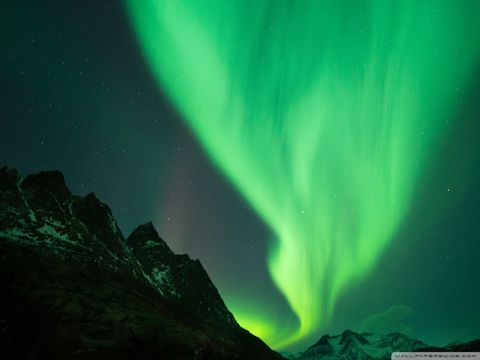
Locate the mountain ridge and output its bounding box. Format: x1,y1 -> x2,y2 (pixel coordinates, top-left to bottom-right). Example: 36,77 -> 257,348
0,166 -> 282,359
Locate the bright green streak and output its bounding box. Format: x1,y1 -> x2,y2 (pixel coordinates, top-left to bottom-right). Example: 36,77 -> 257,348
126,0 -> 480,349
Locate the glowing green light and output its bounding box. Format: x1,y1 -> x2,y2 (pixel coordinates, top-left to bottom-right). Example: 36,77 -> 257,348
126,0 -> 480,349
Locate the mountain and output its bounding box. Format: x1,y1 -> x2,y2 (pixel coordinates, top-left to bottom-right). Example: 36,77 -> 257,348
298,330 -> 480,360
0,166 -> 282,360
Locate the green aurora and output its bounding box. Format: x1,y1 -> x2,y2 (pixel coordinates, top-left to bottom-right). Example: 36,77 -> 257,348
126,0 -> 480,349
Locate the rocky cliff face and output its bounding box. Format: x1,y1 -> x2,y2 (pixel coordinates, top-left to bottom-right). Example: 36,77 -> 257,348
126,223 -> 237,331
298,330 -> 480,360
0,166 -> 282,360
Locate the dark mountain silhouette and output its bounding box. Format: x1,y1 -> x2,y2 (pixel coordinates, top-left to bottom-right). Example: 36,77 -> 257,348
0,166 -> 282,360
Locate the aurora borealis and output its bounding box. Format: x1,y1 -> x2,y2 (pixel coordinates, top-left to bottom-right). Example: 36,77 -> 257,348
126,0 -> 480,348
2,0 -> 480,353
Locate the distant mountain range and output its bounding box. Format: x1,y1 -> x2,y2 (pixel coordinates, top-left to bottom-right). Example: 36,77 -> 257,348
283,330 -> 480,360
0,166 -> 478,359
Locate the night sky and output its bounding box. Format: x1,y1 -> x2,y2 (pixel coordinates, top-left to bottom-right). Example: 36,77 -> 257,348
1,0 -> 480,352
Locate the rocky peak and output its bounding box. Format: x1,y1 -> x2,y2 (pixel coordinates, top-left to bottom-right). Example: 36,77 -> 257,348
127,222 -> 238,330
70,192 -> 123,248
315,335 -> 331,345
339,329 -> 369,346
21,170 -> 71,202
127,222 -> 173,257
302,335 -> 334,359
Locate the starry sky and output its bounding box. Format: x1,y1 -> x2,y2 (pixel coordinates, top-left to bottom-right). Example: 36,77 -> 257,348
1,0 -> 480,352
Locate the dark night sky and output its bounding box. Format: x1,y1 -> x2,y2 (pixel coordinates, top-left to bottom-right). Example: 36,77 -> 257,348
1,0 -> 479,351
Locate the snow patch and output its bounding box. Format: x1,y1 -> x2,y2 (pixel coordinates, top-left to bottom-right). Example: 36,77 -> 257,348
142,240 -> 160,249
0,228 -> 37,242
107,249 -> 120,262
16,183 -> 37,222
108,213 -> 117,235
37,224 -> 79,247
151,266 -> 179,298
45,217 -> 65,228
151,266 -> 169,283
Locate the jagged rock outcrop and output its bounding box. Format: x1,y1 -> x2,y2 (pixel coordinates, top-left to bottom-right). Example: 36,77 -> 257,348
127,222 -> 238,330
0,166 -> 282,360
